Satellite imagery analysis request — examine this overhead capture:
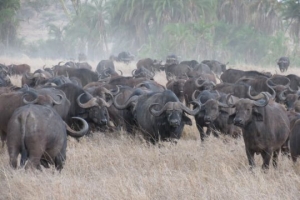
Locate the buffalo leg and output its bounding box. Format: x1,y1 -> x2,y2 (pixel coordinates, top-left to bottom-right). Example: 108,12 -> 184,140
245,148 -> 255,168
272,149 -> 280,168
8,149 -> 19,169
26,147 -> 43,170
261,150 -> 272,170
196,124 -> 206,141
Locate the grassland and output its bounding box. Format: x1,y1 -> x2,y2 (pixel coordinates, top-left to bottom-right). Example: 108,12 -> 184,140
0,56 -> 300,200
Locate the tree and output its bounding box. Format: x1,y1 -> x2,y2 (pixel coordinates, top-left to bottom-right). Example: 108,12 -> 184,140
0,0 -> 20,48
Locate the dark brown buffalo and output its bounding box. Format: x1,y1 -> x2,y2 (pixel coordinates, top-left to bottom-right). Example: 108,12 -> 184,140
0,87 -> 68,145
282,92 -> 300,111
21,70 -> 53,87
165,54 -> 179,66
164,63 -> 191,81
109,86 -> 140,133
7,64 -> 31,76
55,83 -> 112,128
65,61 -> 93,70
134,80 -> 166,93
7,104 -> 88,170
180,60 -> 199,69
286,74 -> 300,90
201,60 -> 227,75
192,90 -> 229,141
132,66 -> 155,79
183,76 -> 216,107
187,63 -> 212,78
220,69 -> 271,84
166,78 -> 186,102
136,58 -> 163,72
287,110 -> 300,162
114,90 -> 200,143
96,60 -> 115,74
227,93 -> 290,169
53,65 -> 98,87
110,51 -> 134,64
277,57 -> 290,73
108,76 -> 149,88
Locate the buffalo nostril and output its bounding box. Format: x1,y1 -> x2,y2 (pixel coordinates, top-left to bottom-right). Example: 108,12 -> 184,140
101,119 -> 107,124
170,120 -> 179,126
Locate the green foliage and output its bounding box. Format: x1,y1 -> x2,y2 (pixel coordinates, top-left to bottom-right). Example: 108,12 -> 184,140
0,0 -> 20,49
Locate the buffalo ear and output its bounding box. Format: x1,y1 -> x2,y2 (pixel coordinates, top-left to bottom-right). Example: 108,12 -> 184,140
182,114 -> 192,126
228,113 -> 236,124
253,107 -> 263,121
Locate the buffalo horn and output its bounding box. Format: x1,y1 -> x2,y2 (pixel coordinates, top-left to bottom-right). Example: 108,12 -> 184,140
195,77 -> 209,88
113,93 -> 138,109
180,101 -> 201,115
77,93 -> 98,108
51,94 -> 64,105
65,117 -> 88,138
279,89 -> 288,101
25,72 -> 34,80
22,94 -> 39,104
253,93 -> 269,107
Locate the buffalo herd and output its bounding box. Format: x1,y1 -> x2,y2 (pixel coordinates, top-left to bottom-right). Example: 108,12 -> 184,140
0,54 -> 299,171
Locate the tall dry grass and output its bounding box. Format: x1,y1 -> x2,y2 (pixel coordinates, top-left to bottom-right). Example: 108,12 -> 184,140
0,56 -> 300,199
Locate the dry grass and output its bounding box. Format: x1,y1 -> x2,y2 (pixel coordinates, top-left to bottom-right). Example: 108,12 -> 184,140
0,56 -> 300,200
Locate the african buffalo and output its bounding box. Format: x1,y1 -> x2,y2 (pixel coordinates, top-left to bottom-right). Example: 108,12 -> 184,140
192,90 -> 229,141
287,110 -> 300,162
227,93 -> 290,169
96,60 -> 115,74
114,90 -> 200,143
166,78 -> 186,102
132,66 -> 155,79
183,76 -> 216,107
136,58 -> 163,72
180,60 -> 199,69
55,83 -> 112,128
7,64 -> 31,76
0,86 -> 68,145
53,65 -> 98,87
277,57 -> 290,73
7,104 -> 88,170
220,69 -> 271,84
201,60 -> 227,75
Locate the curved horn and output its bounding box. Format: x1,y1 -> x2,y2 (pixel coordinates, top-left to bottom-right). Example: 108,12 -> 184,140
195,77 -> 209,88
192,90 -> 200,101
253,92 -> 269,107
97,97 -> 112,107
225,94 -> 235,108
113,93 -> 139,110
180,101 -> 201,115
247,86 -> 264,100
65,117 -> 88,138
110,85 -> 121,95
118,70 -> 123,76
279,88 -> 288,101
149,103 -> 169,117
131,69 -> 137,76
22,94 -> 39,104
77,93 -> 98,108
25,72 -> 34,80
51,94 -> 64,105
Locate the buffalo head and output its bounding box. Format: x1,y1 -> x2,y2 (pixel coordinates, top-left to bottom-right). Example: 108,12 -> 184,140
227,93 -> 269,127
149,101 -> 200,127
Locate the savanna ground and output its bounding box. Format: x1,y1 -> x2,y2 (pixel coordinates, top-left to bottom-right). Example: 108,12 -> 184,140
0,56 -> 300,199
